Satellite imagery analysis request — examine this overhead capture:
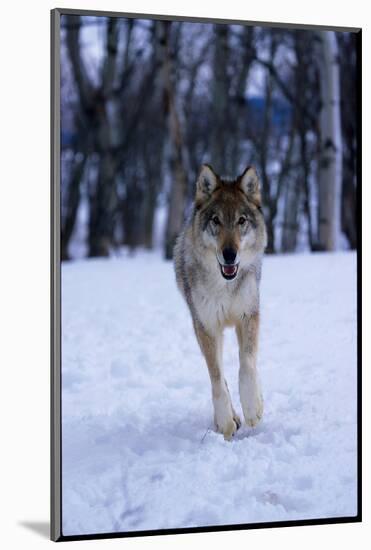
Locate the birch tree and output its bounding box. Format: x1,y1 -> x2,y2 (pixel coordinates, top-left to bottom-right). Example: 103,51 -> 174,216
316,31 -> 342,251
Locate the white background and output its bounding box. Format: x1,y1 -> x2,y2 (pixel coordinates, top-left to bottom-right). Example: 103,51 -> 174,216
0,0 -> 368,548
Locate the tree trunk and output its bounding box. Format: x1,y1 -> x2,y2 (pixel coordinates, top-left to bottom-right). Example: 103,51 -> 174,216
260,47 -> 274,253
211,25 -> 229,174
230,26 -> 255,170
265,219 -> 275,255
122,179 -> 143,253
300,129 -> 315,251
338,33 -> 357,250
293,31 -> 314,251
316,31 -> 342,251
341,167 -> 357,249
142,152 -> 162,250
156,21 -> 188,260
282,175 -> 301,252
88,152 -> 117,257
66,16 -> 120,258
142,192 -> 157,249
61,153 -> 87,261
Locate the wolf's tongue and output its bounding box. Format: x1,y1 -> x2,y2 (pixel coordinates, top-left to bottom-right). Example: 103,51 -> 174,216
223,265 -> 236,275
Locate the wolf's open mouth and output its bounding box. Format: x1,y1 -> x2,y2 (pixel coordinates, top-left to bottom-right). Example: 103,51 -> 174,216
220,263 -> 239,281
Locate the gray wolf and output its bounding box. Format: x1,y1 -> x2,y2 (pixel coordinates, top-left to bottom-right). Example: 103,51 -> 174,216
174,164 -> 267,440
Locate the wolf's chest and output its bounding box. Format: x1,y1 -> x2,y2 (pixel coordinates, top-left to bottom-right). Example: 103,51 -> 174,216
194,274 -> 258,329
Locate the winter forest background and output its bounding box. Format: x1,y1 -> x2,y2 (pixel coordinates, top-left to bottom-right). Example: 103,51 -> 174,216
60,15 -> 359,261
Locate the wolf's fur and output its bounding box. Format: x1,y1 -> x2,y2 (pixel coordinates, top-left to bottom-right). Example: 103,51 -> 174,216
174,164 -> 267,440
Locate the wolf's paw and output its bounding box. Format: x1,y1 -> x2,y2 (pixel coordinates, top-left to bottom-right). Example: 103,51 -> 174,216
215,411 -> 241,441
232,411 -> 242,430
244,394 -> 264,428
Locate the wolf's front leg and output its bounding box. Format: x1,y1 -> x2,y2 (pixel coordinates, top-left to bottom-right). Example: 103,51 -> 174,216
236,312 -> 263,427
194,321 -> 240,440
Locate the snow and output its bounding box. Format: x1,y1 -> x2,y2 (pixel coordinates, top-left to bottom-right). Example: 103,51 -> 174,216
61,250 -> 358,536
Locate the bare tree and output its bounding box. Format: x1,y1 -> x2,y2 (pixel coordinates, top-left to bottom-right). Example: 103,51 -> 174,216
316,31 -> 342,251
65,16 -> 120,257
229,26 -> 255,171
281,30 -> 317,252
338,32 -> 357,249
182,35 -> 212,190
248,31 -> 279,253
156,21 -> 189,260
210,25 -> 229,173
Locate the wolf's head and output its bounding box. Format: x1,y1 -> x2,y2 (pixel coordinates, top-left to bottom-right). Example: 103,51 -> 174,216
194,164 -> 267,281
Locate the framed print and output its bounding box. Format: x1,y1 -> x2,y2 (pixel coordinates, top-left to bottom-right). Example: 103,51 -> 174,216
51,7 -> 361,542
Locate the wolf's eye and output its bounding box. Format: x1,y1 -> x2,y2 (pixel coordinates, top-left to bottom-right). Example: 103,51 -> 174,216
212,215 -> 221,225
238,216 -> 247,225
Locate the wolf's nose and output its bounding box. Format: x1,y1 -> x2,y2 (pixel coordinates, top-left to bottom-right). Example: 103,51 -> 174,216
222,247 -> 237,264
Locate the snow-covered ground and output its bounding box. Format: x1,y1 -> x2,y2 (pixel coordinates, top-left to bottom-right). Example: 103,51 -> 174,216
61,251 -> 358,536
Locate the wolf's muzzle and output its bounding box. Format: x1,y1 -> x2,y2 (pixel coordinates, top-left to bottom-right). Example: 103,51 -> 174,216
222,247 -> 237,264
218,247 -> 239,280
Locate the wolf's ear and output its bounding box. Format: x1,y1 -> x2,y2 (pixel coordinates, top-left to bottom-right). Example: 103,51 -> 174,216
238,166 -> 261,205
196,164 -> 218,204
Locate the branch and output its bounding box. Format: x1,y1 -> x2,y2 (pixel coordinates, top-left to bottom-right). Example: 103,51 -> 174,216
254,56 -> 317,128
65,15 -> 95,110
102,18 -> 119,95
